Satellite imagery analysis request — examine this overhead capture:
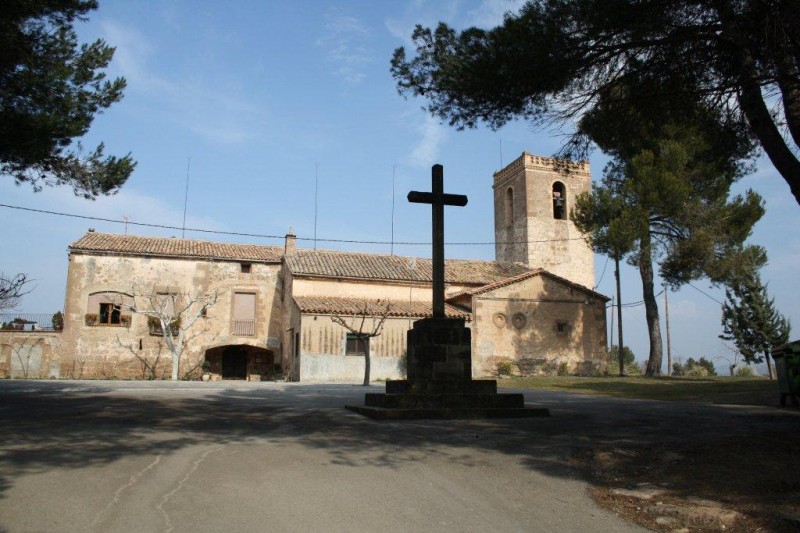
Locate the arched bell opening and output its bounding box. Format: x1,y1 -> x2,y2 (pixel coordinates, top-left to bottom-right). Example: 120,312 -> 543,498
552,181 -> 567,220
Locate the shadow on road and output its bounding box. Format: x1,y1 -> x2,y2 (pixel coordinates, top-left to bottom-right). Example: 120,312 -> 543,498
0,380 -> 797,525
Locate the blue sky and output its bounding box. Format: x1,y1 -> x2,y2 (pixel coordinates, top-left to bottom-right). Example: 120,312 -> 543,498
1,0 -> 797,373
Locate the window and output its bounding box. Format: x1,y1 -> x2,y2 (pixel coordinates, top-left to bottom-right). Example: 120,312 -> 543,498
86,291 -> 132,327
241,263 -> 251,274
556,321 -> 570,336
505,187 -> 514,225
232,292 -> 256,336
345,333 -> 368,356
99,303 -> 121,325
552,182 -> 567,220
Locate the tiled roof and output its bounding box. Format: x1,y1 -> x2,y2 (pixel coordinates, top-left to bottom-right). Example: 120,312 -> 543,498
286,249 -> 531,285
69,232 -> 284,263
294,295 -> 469,319
448,268 -> 609,301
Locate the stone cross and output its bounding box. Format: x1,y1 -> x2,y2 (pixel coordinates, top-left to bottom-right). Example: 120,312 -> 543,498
408,164 -> 468,318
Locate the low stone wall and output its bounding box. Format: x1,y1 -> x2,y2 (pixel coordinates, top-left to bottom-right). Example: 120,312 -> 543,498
299,354 -> 404,382
0,331 -> 62,379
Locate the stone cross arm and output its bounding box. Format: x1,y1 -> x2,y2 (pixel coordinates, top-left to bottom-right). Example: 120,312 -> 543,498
407,164 -> 468,319
407,191 -> 468,207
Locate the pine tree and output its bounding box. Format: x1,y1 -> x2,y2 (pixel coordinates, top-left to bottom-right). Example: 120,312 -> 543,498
720,271 -> 791,379
1,0 -> 135,198
391,0 -> 800,205
573,91 -> 764,376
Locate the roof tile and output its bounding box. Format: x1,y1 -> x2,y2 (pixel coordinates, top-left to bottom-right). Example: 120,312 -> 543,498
294,295 -> 469,319
70,232 -> 284,263
287,249 -> 530,285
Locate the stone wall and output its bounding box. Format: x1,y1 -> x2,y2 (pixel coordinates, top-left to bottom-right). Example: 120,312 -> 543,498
59,253 -> 284,379
0,331 -> 62,379
470,273 -> 607,376
297,314 -> 412,382
493,152 -> 596,289
291,276 -> 476,302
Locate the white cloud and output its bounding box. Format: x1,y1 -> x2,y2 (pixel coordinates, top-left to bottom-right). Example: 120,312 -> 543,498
99,20 -> 263,146
386,0 -> 520,49
317,9 -> 373,86
669,299 -> 699,319
407,115 -> 448,168
465,0 -> 520,28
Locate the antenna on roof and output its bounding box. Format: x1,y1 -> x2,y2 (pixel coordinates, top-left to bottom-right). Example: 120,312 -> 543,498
182,157 -> 191,238
314,162 -> 319,250
391,164 -> 396,256
122,215 -> 130,235
499,138 -> 503,169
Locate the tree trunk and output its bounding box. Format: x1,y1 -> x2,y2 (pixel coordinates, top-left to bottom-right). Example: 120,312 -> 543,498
362,336 -> 371,386
765,349 -> 775,380
171,352 -> 179,381
639,233 -> 664,376
715,1 -> 800,205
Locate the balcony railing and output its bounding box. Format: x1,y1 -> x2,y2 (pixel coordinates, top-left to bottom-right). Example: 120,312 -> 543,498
1,313 -> 63,331
232,319 -> 255,336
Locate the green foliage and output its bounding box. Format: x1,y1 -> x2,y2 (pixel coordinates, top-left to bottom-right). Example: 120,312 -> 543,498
608,359 -> 643,376
390,0 -> 800,204
608,345 -> 636,366
735,366 -> 755,377
51,311 -> 63,330
496,359 -> 515,377
573,110 -> 763,376
574,112 -> 765,289
720,270 -> 791,366
557,361 -> 570,376
0,0 -> 135,198
673,357 -> 717,377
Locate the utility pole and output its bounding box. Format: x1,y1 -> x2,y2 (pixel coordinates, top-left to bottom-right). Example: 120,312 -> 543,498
615,256 -> 624,376
664,285 -> 672,376
609,295 -> 615,368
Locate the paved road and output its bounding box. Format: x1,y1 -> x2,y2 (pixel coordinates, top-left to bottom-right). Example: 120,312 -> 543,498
0,381 -> 795,532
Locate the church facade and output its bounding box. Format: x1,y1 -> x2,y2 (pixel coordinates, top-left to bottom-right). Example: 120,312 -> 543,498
1,153 -> 608,381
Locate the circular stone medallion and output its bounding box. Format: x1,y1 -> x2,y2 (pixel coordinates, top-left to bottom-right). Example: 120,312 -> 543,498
492,313 -> 507,328
512,313 -> 527,329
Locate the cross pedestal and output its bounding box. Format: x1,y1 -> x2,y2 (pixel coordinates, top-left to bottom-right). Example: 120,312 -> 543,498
345,165 -> 549,419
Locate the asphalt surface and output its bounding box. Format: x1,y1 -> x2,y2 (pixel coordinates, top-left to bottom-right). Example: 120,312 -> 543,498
0,380 -> 796,532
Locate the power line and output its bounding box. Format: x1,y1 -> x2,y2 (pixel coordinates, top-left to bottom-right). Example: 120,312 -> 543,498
607,289 -> 665,308
687,282 -> 724,305
594,255 -> 609,290
0,202 -> 589,247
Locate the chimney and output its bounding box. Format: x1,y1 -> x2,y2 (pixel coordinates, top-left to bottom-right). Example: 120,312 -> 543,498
284,227 -> 296,253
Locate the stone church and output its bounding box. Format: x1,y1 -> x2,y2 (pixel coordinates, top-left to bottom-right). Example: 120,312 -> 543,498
0,153 -> 608,381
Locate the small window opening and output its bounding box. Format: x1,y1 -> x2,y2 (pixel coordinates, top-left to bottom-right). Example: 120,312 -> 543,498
556,321 -> 569,336
241,263 -> 252,274
552,182 -> 567,220
99,303 -> 121,325
345,333 -> 368,356
505,187 -> 514,226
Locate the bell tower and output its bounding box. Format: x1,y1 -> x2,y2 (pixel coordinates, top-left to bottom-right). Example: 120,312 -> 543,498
493,152 -> 595,289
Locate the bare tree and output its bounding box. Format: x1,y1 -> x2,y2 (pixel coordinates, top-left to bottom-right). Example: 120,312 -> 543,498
0,273 -> 33,312
116,336 -> 165,380
716,341 -> 746,377
331,300 -> 392,386
2,336 -> 44,378
124,286 -> 219,381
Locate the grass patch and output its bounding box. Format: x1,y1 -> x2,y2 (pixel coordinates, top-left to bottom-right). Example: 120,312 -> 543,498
502,375 -> 781,407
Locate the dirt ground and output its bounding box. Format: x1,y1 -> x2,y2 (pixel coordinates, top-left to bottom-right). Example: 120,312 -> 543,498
573,430 -> 800,532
